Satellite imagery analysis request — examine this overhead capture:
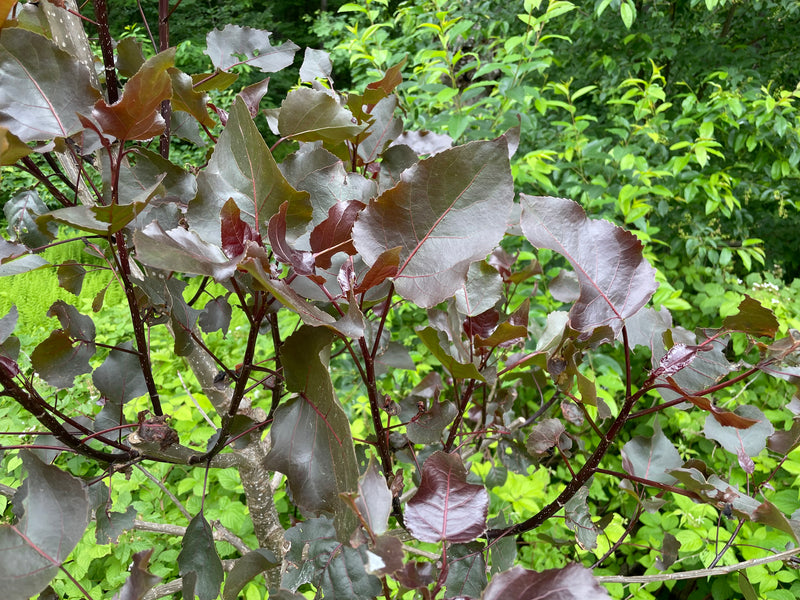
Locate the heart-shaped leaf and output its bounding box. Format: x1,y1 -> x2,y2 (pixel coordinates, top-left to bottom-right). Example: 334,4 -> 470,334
353,137 -> 513,307
0,28 -> 101,142
482,564 -> 611,600
91,49 -> 174,140
405,451 -> 488,543
621,418 -> 683,485
189,97 -> 310,247
0,451 -> 89,600
520,195 -> 657,337
178,514 -> 223,600
206,25 -> 299,73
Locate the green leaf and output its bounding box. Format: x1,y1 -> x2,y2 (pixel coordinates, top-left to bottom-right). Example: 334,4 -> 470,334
0,451 -> 89,600
190,97 -> 310,246
266,326 -> 360,540
178,514 -> 223,600
0,28 -> 101,142
417,326 -> 485,381
353,137 -> 514,307
91,49 -> 174,140
205,25 -> 299,73
620,1 -> 635,28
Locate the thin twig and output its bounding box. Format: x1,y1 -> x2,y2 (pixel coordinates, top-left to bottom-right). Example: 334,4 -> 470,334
595,546 -> 800,584
135,464 -> 191,520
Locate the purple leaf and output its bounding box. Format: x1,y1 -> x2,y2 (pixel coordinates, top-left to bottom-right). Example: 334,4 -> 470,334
310,200 -> 365,269
279,88 -> 366,144
354,459 -> 392,536
0,452 -> 89,600
205,25 -> 299,73
222,550 -> 279,600
482,564 -> 611,600
526,419 -> 566,455
177,514 -> 223,600
265,327 -> 360,540
723,294 -> 779,338
520,195 -> 657,337
111,549 -> 160,600
621,418 -> 683,485
299,48 -> 333,82
0,29 -> 101,142
392,130 -> 453,156
220,198 -> 258,259
405,451 -> 488,543
353,137 -> 514,307
189,98 -> 310,247
133,222 -> 241,281
564,484 -> 599,550
703,405 -> 774,461
237,78 -> 270,117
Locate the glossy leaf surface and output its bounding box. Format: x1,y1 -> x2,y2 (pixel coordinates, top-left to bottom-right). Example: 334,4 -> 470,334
405,451 -> 488,543
520,195 -> 657,336
206,25 -> 299,73
0,452 -> 89,600
482,564 -> 611,600
353,137 -> 514,307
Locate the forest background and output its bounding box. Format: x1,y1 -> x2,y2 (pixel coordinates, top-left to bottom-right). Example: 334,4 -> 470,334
1,0 -> 800,599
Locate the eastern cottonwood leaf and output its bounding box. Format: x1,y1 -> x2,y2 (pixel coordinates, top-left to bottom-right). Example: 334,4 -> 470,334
4,190 -> 56,247
133,222 -> 241,281
356,96 -> 403,163
0,28 -> 101,142
482,564 -> 611,600
280,146 -> 376,227
393,130 -> 453,155
0,305 -> 18,344
198,296 -> 232,336
91,49 -> 174,140
0,125 -> 31,166
354,247 -> 400,294
190,98 -> 310,246
222,549 -> 279,600
96,505 -> 136,545
455,260 -> 503,317
267,202 -> 320,279
621,418 -> 682,485
703,405 -> 774,459
723,294 -> 779,338
520,195 -> 657,337
111,549 -> 160,600
178,514 -> 223,600
354,458 -> 392,536
283,517 -> 381,599
266,327 -> 359,540
405,451 -> 488,543
115,37 -> 145,77
353,137 -> 513,307
220,198 -> 258,259
526,418 -> 566,455
444,542 -> 487,599
564,484 -> 600,550
310,200 -> 364,269
279,87 -> 366,144
364,58 -> 406,106
169,68 -> 215,128
394,561 -> 436,590
31,304 -> 96,388
406,399 -> 457,444
56,261 -> 86,296
0,451 -> 89,600
417,326 -> 485,381
655,533 -> 681,570
93,342 -> 147,432
205,25 -> 299,73
299,48 -> 333,82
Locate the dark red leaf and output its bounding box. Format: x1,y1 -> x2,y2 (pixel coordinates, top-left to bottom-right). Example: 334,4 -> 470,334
405,451 -> 488,543
310,201 -> 365,268
482,564 -> 611,600
520,195 -> 657,337
220,198 -> 258,258
267,202 -> 320,280
723,294 -> 779,338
